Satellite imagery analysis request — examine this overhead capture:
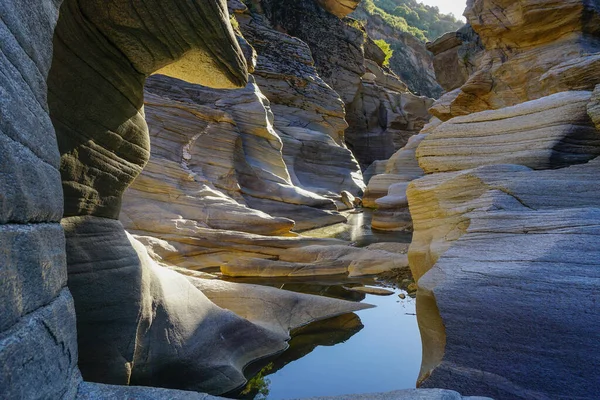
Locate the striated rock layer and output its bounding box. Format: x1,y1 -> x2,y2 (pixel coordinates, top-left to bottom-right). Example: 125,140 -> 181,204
398,1 -> 600,398
260,0 -> 434,168
0,0 -> 80,398
430,0 -> 600,121
120,0 -> 428,278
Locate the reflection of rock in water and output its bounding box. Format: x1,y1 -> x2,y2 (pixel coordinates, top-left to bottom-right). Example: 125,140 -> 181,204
231,313 -> 364,399
222,276 -> 373,302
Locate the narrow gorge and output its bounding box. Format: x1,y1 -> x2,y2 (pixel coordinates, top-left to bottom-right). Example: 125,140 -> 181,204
1,0 -> 598,400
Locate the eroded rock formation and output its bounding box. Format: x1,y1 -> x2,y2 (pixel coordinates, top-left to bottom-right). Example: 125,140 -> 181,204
118,0 -> 428,278
259,0 -> 434,168
2,0 -> 431,396
396,0 -> 600,398
44,0 -> 372,395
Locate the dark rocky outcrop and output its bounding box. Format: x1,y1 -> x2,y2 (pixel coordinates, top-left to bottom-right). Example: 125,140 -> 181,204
426,25 -> 483,93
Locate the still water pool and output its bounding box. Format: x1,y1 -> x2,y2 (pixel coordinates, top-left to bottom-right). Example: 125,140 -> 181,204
224,209 -> 421,400
224,279 -> 421,400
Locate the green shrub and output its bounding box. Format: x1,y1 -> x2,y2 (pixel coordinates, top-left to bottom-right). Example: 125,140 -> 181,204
374,39 -> 394,66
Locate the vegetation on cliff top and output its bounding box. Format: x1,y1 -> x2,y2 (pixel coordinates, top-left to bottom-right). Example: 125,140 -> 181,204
356,0 -> 464,42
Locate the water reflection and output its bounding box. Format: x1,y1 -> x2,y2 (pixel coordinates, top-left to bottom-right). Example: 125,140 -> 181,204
224,279 -> 421,400
224,209 -> 421,399
234,313 -> 365,400
301,210 -> 412,247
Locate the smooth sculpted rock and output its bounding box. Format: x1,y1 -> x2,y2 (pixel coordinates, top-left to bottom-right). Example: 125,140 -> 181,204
63,216 -> 287,393
408,159 -> 600,280
188,279 -> 373,338
418,91 -> 600,173
407,159 -> 600,398
418,208 -> 600,399
240,8 -> 365,199
221,245 -> 409,277
45,0 -> 284,393
122,86 -> 297,237
49,0 -> 248,220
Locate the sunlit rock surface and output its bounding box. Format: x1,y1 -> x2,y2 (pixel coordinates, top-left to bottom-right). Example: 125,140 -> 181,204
121,0 -> 426,281
221,244 -> 409,277
418,91 -> 600,173
188,279 -> 373,338
410,161 -> 600,398
385,1 -> 600,398
402,1 -> 600,396
434,0 -> 600,120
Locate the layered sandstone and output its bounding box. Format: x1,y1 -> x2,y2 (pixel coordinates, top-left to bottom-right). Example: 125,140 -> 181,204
430,0 -> 600,121
401,1 -> 600,398
260,0 -> 433,168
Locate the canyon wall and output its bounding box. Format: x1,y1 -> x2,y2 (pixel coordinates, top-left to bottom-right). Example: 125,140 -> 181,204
0,0 -> 384,397
391,0 -> 600,398
119,0 -> 429,275
0,0 -> 431,397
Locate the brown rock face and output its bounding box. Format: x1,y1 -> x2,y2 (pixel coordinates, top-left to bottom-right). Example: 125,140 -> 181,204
426,25 -> 483,93
434,0 -> 600,120
316,0 -> 361,18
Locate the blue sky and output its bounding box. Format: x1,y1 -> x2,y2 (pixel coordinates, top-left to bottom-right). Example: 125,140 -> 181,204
420,0 -> 467,20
